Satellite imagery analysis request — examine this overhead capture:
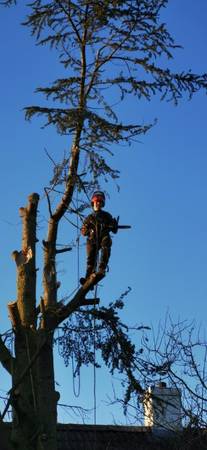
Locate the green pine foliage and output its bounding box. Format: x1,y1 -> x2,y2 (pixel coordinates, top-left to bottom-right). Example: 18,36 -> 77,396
4,0 -> 207,189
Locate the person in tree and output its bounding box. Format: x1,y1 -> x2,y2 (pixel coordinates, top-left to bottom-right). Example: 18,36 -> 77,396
80,191 -> 118,285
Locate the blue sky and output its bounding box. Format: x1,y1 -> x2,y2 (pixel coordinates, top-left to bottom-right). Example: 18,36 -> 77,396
0,0 -> 207,424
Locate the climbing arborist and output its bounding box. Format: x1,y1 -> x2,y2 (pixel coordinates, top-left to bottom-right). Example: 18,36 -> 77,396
80,191 -> 118,285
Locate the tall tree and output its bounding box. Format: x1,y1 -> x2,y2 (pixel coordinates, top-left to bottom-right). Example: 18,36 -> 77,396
0,1 -> 207,450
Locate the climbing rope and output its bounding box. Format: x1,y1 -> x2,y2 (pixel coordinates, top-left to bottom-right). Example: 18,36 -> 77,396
68,186 -> 100,422
76,189 -> 80,287
93,284 -> 98,447
92,224 -> 100,427
93,303 -> 97,426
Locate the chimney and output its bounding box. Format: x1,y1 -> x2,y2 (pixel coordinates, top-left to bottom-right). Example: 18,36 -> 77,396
143,382 -> 182,432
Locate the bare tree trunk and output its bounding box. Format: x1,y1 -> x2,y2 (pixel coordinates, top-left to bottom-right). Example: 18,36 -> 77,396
36,331 -> 59,450
8,194 -> 58,450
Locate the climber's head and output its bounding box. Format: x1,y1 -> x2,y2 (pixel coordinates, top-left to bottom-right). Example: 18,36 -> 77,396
91,191 -> 105,211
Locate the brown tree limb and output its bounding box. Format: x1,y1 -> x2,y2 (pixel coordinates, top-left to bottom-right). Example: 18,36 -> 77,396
16,193 -> 39,328
47,274 -> 99,329
42,1 -> 88,310
42,145 -> 81,308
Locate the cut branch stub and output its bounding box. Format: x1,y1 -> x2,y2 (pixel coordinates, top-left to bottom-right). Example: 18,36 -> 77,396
11,247 -> 33,267
8,301 -> 21,330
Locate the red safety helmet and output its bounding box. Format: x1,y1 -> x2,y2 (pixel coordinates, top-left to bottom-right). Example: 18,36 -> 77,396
91,191 -> 105,207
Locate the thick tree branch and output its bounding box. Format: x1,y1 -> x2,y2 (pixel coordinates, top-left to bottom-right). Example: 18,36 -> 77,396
42,3 -> 88,309
15,193 -> 39,328
47,274 -> 100,329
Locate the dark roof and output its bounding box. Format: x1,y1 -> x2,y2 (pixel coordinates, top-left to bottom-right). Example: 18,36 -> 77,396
57,424 -> 207,450
2,422 -> 207,450
57,424 -> 171,450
